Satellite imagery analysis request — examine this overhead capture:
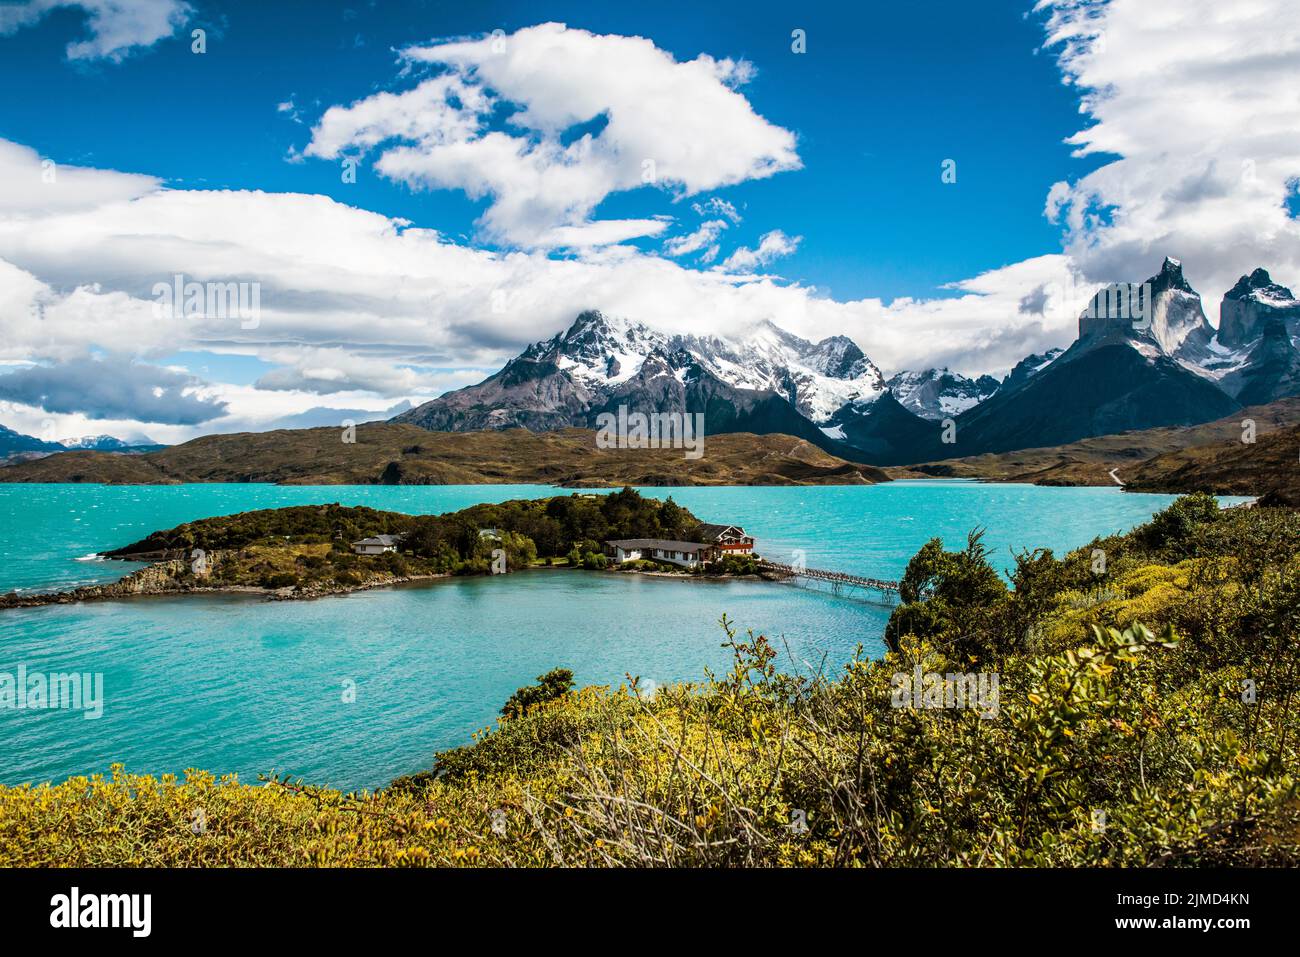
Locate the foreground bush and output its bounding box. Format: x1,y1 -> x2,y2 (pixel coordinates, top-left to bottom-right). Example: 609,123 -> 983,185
2,497 -> 1297,867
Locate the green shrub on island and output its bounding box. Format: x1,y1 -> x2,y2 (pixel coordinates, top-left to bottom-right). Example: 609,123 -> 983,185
564,545 -> 608,569
259,572 -> 299,590
704,554 -> 762,576
496,530 -> 538,570
618,558 -> 681,573
499,669 -> 576,719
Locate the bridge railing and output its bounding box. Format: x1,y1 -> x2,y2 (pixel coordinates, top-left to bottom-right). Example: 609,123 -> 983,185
759,560 -> 899,592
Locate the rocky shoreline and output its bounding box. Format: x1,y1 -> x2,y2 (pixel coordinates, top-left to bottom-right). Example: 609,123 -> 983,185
0,556 -> 451,611
0,557 -> 783,611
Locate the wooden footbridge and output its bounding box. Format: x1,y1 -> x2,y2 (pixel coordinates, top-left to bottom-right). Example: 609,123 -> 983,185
759,561 -> 900,603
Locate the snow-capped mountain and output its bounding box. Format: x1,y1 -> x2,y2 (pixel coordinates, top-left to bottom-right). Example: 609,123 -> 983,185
395,311 -> 849,450
675,320 -> 884,423
546,310 -> 663,389
1077,257 -> 1218,368
0,428 -> 162,464
884,368 -> 1000,420
998,348 -> 1063,394
1221,315 -> 1300,407
1194,268 -> 1300,403
397,311 -> 888,443
546,314 -> 885,424
1068,257 -> 1300,397
951,258 -> 1278,457
59,434 -> 154,451
396,259 -> 1300,466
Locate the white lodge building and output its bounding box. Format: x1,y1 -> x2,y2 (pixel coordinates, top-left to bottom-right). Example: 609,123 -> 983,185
351,534 -> 401,555
604,539 -> 712,568
604,525 -> 756,569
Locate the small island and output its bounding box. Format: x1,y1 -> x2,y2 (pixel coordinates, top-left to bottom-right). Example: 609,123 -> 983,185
0,488 -> 769,610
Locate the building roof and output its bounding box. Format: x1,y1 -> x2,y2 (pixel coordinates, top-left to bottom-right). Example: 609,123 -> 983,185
695,523 -> 746,541
352,534 -> 401,547
605,538 -> 711,554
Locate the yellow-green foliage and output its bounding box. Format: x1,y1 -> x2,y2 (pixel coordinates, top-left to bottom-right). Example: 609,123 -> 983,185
2,617 -> 1296,868
1033,560 -> 1195,651
2,496 -> 1298,867
195,541 -> 431,592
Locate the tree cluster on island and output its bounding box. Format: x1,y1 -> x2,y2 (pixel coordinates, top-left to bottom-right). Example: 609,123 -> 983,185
102,488 -> 712,593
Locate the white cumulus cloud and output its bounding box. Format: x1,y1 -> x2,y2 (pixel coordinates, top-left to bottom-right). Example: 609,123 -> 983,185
664,220 -> 729,259
304,23 -> 800,248
0,0 -> 191,62
720,229 -> 802,273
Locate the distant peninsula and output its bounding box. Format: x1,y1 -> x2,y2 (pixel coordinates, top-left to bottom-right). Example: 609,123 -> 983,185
0,424 -> 884,488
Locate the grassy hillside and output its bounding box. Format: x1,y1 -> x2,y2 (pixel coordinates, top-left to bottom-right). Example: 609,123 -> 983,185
895,396 -> 1300,492
0,424 -> 885,487
2,495 -> 1297,866
1127,425 -> 1300,504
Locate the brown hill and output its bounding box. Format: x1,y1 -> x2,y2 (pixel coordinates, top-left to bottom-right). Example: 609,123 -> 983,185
1125,424 -> 1300,504
892,397 -> 1300,494
0,424 -> 886,487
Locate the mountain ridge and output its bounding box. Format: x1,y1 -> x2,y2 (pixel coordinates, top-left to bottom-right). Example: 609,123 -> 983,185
0,423 -> 887,487
392,258 -> 1300,463
0,425 -> 163,462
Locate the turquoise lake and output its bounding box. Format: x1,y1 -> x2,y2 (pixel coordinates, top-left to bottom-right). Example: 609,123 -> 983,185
0,481 -> 1245,791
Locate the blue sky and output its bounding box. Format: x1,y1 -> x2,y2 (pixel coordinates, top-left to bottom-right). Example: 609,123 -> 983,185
0,0 -> 1297,443
0,0 -> 1099,302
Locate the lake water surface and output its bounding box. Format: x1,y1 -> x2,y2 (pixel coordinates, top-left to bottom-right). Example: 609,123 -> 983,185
0,481 -> 1243,790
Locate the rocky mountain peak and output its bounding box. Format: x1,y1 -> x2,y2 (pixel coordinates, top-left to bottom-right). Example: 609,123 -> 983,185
666,319 -> 884,422
1151,256 -> 1195,295
558,310 -> 659,352
1000,348 -> 1064,395
565,308 -> 607,335
1219,267 -> 1300,349
802,334 -> 870,379
397,310 -> 898,440
884,367 -> 1000,420
1221,315 -> 1300,406
1076,256 -> 1213,363
538,310 -> 668,387
1247,266 -> 1274,288
1225,267 -> 1295,302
